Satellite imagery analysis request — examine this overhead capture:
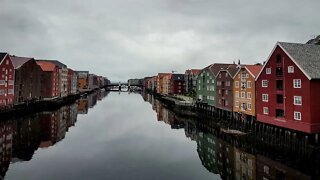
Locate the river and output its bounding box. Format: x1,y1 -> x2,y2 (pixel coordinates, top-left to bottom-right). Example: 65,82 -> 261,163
1,90 -> 318,179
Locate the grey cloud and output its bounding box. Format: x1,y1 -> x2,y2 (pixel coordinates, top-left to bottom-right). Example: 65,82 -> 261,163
1,0 -> 320,81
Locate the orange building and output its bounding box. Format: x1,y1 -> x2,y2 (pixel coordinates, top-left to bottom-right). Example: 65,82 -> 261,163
233,65 -> 262,117
157,73 -> 171,94
162,74 -> 172,95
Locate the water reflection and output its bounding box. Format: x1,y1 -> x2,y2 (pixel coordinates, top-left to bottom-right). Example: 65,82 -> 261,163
142,92 -> 319,180
0,90 -> 109,179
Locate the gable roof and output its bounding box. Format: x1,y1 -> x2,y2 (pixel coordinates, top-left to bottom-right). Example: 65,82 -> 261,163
36,60 -> 66,68
209,63 -> 233,76
215,64 -> 241,79
10,56 -> 34,69
278,42 -> 320,79
244,65 -> 263,78
36,61 -> 57,72
0,53 -> 8,64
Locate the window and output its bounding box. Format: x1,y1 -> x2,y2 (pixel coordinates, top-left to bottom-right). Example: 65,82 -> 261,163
235,91 -> 239,98
293,79 -> 301,88
6,60 -> 9,65
198,85 -> 200,90
225,73 -> 228,77
263,107 -> 269,115
294,96 -> 302,105
262,80 -> 268,87
277,94 -> 283,104
288,66 -> 294,73
217,81 -> 221,86
247,92 -> 252,99
241,103 -> 246,111
276,54 -> 282,63
235,81 -> 239,88
276,109 -> 284,118
246,74 -> 249,78
0,80 -> 5,85
264,165 -> 270,174
294,111 -> 301,120
226,81 -> 230,86
241,92 -> 245,98
219,90 -> 221,94
212,80 -> 214,83
235,101 -> 239,107
198,95 -> 203,100
241,82 -> 246,89
219,74 -> 221,78
8,89 -> 14,94
247,103 -> 252,110
247,81 -> 252,88
207,80 -> 209,83
198,80 -> 200,83
225,100 -> 228,106
262,94 -> 268,102
225,90 -> 228,95
266,68 -> 271,74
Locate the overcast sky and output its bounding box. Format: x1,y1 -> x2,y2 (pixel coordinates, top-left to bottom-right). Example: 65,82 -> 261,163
1,0 -> 319,81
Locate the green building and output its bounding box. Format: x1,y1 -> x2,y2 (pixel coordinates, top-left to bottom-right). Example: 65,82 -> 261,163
196,63 -> 231,107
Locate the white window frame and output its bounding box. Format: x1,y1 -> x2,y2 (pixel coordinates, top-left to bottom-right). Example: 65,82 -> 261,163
262,80 -> 268,87
235,91 -> 239,98
241,92 -> 245,99
293,79 -> 301,88
294,111 -> 301,120
235,81 -> 239,88
226,90 -> 228,95
235,101 -> 239,107
247,81 -> 252,88
263,107 -> 269,115
288,66 -> 294,73
262,94 -> 268,102
266,68 -> 271,74
247,103 -> 252,110
294,96 -> 302,105
247,92 -> 252,99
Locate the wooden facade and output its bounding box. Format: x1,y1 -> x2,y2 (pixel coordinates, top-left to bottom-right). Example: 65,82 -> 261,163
256,42 -> 320,133
0,53 -> 15,108
233,65 -> 262,117
11,56 -> 42,103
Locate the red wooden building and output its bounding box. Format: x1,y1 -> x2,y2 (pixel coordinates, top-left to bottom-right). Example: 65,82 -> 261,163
36,61 -> 59,99
256,42 -> 320,133
10,56 -> 42,104
169,74 -> 185,95
215,64 -> 240,112
0,53 -> 15,109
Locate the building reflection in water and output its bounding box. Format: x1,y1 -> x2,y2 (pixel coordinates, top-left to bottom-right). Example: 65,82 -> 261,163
0,90 -> 107,179
142,91 -> 318,180
78,90 -> 109,114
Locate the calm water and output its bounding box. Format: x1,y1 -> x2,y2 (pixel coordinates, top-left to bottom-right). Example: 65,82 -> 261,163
1,90 -> 318,179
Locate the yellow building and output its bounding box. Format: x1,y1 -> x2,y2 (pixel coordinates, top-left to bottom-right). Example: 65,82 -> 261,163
233,65 -> 262,117
157,73 -> 171,94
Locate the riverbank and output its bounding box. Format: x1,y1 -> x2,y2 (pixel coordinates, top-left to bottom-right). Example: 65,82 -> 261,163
145,90 -> 320,148
0,89 -> 100,120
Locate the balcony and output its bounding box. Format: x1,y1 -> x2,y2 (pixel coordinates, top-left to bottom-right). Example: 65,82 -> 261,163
276,80 -> 283,91
276,67 -> 283,77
